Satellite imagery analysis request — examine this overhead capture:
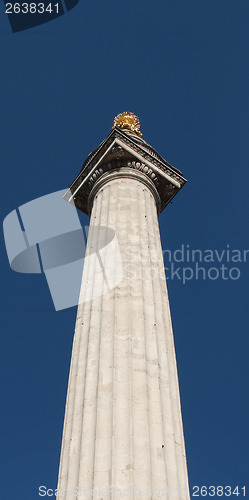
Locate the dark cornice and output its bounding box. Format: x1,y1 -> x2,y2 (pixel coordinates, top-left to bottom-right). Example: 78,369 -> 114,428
64,128 -> 187,216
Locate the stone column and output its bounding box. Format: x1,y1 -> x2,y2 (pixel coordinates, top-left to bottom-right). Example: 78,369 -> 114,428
57,168 -> 190,500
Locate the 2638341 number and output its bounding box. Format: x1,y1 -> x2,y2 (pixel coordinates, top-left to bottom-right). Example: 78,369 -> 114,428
5,3 -> 59,14
192,486 -> 246,497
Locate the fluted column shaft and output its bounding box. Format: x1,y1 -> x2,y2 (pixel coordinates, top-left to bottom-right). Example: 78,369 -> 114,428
57,172 -> 190,500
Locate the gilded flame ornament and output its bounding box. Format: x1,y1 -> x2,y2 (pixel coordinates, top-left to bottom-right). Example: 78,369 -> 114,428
112,111 -> 142,137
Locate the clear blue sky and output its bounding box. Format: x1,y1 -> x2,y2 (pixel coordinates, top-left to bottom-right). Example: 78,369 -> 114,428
0,1 -> 249,498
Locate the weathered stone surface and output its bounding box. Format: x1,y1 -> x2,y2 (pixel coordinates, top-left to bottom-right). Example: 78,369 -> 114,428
57,172 -> 190,500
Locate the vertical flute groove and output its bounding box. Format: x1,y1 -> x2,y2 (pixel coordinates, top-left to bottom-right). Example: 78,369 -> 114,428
146,190 -> 179,495
76,189 -> 104,495
136,182 -> 152,495
144,190 -> 168,492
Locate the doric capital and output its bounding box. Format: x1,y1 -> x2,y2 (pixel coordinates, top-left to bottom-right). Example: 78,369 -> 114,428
64,126 -> 186,216
87,162 -> 162,214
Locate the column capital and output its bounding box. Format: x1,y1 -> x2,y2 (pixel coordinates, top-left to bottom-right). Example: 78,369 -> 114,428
64,127 -> 187,216
87,163 -> 162,214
